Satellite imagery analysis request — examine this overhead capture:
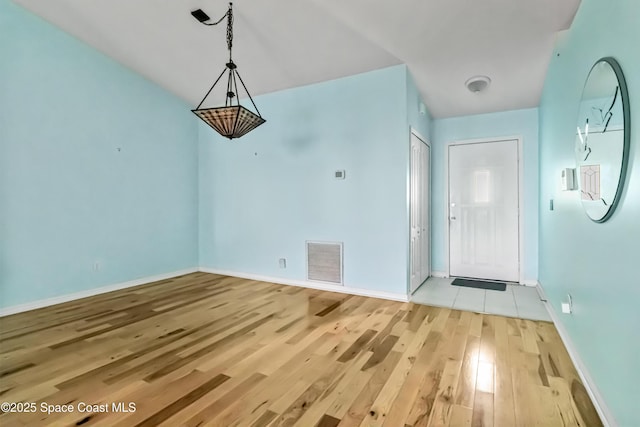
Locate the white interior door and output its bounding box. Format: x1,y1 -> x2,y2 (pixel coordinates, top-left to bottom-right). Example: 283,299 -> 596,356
420,140 -> 430,282
410,133 -> 430,293
449,139 -> 519,282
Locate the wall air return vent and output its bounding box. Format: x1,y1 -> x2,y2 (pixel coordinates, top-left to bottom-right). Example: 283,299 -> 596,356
306,241 -> 343,285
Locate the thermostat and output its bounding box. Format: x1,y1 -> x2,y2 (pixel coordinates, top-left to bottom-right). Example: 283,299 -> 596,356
561,168 -> 575,191
335,170 -> 346,179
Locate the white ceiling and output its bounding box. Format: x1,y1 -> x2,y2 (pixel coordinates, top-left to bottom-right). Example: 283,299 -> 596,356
13,0 -> 580,118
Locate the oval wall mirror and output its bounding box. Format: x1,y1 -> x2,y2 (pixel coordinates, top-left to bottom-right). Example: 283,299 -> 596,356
575,57 -> 630,222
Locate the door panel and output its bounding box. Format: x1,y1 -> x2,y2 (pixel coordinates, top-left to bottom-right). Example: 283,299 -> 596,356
410,134 -> 430,293
410,137 -> 421,292
420,143 -> 430,281
449,140 -> 519,282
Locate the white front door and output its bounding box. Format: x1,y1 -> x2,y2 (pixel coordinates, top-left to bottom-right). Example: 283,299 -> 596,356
448,139 -> 519,282
410,133 -> 430,293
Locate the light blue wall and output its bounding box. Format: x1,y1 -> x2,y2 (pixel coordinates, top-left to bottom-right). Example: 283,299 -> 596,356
0,1 -> 199,309
431,108 -> 539,281
199,65 -> 417,295
405,69 -> 433,285
406,68 -> 433,142
538,0 -> 640,425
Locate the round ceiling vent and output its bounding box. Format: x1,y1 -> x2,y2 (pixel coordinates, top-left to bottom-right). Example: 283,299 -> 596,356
465,75 -> 491,93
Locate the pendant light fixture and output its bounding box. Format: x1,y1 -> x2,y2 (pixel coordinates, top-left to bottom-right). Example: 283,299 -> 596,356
191,3 -> 265,139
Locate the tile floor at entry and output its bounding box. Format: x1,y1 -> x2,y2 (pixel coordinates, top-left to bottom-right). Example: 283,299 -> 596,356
412,277 -> 552,321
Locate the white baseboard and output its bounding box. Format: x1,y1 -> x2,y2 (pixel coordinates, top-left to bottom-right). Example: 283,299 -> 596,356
0,268 -> 199,317
1,266 -> 409,316
199,267 -> 409,302
536,282 -> 616,427
520,279 -> 539,287
431,271 -> 448,278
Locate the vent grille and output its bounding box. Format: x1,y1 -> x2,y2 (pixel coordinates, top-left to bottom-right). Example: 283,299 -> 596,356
306,241 -> 343,284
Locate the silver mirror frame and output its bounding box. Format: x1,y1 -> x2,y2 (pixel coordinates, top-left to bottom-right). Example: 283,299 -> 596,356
577,57 -> 631,223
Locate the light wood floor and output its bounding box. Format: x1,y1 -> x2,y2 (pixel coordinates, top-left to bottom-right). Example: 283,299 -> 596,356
0,273 -> 602,426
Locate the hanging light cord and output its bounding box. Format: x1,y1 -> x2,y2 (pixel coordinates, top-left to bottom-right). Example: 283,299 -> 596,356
226,4 -> 233,61
200,8 -> 229,27
200,3 -> 234,61
194,2 -> 262,118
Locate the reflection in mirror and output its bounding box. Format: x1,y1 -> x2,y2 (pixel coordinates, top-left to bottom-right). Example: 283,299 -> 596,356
575,57 -> 630,222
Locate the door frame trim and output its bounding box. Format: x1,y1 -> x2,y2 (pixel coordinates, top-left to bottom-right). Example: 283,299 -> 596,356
408,128 -> 431,295
444,135 -> 525,284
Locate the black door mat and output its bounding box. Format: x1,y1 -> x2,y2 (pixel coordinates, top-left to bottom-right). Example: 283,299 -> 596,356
451,278 -> 506,291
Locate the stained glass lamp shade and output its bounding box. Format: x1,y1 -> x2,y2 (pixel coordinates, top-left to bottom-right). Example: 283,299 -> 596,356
191,3 -> 265,139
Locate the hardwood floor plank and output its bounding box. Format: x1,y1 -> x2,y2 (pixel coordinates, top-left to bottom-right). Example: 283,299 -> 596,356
444,310 -> 472,360
449,404 -> 473,427
271,360 -> 345,426
337,329 -> 377,363
380,334 -> 434,426
210,348 -> 339,425
361,335 -> 399,371
493,316 -> 516,427
0,273 -> 602,427
534,384 -> 564,426
111,369 -> 214,426
293,351 -> 371,427
144,313 -> 277,382
427,359 -> 462,427
368,308 -> 437,427
454,335 -> 480,409
315,296 -> 352,317
512,367 -> 540,427
337,351 -> 403,426
250,410 -> 279,427
519,319 -> 538,349
471,390 -> 494,427
133,373 -> 230,427
571,379 -> 603,427
316,414 -> 341,427
405,331 -> 448,427
547,376 -> 584,427
324,364 -> 372,420
184,372 -> 267,426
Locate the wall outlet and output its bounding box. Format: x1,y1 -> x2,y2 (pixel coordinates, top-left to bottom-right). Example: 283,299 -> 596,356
93,261 -> 102,272
279,258 -> 287,269
561,294 -> 572,314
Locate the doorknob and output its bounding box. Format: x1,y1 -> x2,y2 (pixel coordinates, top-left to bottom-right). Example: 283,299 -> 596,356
450,216 -> 457,221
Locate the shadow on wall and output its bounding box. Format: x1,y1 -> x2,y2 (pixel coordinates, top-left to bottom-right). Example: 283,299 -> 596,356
281,106 -> 318,154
